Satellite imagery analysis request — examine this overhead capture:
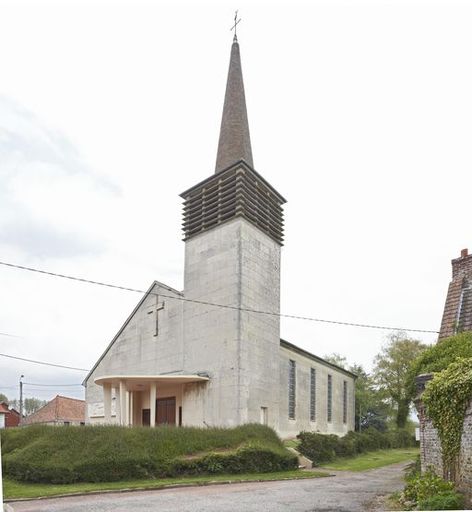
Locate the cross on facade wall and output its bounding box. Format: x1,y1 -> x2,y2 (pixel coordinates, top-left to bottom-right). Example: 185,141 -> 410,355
147,297 -> 165,337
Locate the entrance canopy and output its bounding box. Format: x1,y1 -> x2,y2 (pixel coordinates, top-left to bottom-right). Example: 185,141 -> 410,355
94,374 -> 209,390
94,374 -> 209,427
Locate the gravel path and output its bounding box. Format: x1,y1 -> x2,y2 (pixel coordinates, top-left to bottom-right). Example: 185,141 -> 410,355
6,462 -> 409,512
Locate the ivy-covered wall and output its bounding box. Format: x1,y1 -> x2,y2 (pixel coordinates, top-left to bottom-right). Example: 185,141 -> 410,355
416,374 -> 472,504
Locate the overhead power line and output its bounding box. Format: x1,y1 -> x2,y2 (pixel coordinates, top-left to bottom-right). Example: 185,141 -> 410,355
0,353 -> 88,372
23,382 -> 82,387
0,260 -> 439,334
0,332 -> 21,338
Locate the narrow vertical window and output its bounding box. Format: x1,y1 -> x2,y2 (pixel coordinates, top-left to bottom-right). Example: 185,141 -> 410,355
260,407 -> 268,425
310,368 -> 316,421
327,374 -> 332,423
288,360 -> 296,419
343,381 -> 348,424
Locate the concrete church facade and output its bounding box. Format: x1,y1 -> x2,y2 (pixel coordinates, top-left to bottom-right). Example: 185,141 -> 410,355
84,36 -> 356,438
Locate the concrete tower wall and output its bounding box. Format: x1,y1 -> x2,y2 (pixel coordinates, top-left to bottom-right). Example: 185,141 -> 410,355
182,217 -> 281,429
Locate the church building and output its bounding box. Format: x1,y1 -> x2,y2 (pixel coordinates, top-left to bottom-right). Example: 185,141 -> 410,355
84,34 -> 356,438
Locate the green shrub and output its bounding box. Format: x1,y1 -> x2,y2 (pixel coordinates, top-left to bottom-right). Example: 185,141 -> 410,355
418,491 -> 465,511
2,423 -> 297,483
400,469 -> 464,510
297,428 -> 416,465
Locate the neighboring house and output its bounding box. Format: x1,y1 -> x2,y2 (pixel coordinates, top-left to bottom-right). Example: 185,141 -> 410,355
439,248 -> 472,340
22,395 -> 85,426
84,35 -> 356,439
0,402 -> 20,428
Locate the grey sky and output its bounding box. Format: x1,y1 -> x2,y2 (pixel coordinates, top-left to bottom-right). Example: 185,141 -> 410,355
1,0 -> 471,402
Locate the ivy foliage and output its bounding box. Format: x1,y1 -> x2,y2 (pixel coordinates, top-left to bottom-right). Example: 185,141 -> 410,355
406,332 -> 472,400
422,358 -> 472,467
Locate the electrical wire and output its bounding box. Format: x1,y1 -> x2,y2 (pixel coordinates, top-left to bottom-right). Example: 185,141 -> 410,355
0,260 -> 439,334
0,352 -> 88,372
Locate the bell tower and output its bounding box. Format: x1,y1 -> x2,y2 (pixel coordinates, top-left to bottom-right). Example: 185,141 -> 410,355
180,34 -> 286,429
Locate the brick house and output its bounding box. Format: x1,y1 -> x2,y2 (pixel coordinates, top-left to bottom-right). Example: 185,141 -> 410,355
0,402 -> 20,428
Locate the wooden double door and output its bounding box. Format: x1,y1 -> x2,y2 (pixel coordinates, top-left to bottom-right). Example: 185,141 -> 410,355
142,397 -> 176,426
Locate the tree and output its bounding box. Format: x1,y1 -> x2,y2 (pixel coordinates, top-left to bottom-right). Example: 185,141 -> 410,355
0,393 -> 9,404
324,355 -> 390,431
23,397 -> 47,415
373,331 -> 427,428
350,363 -> 390,432
323,353 -> 348,369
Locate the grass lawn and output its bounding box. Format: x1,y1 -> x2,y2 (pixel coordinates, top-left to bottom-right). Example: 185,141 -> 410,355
319,448 -> 419,472
3,470 -> 330,501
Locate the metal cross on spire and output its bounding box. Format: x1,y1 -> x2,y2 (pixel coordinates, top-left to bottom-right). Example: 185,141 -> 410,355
230,10 -> 241,42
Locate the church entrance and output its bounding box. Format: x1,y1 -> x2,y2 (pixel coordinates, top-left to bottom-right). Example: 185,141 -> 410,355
142,397 -> 176,426
156,397 -> 176,425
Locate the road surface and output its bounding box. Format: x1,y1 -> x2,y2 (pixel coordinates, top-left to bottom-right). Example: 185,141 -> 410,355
6,462 -> 409,512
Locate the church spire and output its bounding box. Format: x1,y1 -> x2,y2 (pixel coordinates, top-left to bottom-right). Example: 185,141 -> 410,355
215,36 -> 253,173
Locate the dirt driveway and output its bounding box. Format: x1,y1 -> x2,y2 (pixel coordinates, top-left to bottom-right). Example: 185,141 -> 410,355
6,461 -> 409,512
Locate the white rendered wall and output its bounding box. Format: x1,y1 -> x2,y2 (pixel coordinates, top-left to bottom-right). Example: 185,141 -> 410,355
85,282 -> 184,423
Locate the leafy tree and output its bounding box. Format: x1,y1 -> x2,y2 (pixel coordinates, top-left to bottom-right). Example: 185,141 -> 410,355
405,331 -> 472,401
350,363 -> 390,432
0,393 -> 9,404
23,397 -> 47,415
324,356 -> 389,432
373,331 -> 427,428
323,353 -> 348,369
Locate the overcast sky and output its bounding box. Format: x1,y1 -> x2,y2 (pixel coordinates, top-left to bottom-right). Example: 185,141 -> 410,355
1,0 -> 471,403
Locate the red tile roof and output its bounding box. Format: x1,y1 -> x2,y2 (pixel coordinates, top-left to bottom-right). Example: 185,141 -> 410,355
22,395 -> 85,425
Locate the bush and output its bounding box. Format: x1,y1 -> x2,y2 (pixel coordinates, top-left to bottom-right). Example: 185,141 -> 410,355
406,332 -> 472,400
2,423 -> 297,483
400,469 -> 464,510
297,428 -> 416,465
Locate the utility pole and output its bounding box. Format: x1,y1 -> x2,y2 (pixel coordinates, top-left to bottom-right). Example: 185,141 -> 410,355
19,374 -> 24,424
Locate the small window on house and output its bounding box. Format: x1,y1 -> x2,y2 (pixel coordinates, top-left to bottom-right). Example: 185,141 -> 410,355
80,422 -> 85,426
288,359 -> 296,419
310,368 -> 316,421
343,381 -> 348,424
327,374 -> 332,423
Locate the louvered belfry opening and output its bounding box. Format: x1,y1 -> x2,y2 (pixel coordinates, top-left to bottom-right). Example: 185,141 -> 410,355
181,160 -> 285,245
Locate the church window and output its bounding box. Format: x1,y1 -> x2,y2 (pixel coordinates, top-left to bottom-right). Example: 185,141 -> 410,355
288,360 -> 296,419
327,374 -> 332,422
260,407 -> 268,425
343,381 -> 348,424
310,368 -> 316,421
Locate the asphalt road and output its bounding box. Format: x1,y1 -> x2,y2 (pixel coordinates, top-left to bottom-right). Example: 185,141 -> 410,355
6,462 -> 409,512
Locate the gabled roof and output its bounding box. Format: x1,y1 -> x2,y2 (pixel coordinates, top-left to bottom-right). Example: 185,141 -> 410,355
0,402 -> 9,414
22,395 -> 85,424
280,339 -> 357,379
83,280 -> 183,385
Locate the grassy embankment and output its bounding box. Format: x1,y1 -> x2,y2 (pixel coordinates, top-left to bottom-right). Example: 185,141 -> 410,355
2,423 -> 326,499
319,447 -> 419,471
284,438 -> 418,472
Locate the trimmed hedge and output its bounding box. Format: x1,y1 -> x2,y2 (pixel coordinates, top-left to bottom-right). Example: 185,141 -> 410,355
297,428 -> 416,465
2,424 -> 297,483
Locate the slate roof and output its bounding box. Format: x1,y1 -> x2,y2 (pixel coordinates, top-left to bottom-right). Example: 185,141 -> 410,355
215,38 -> 253,173
439,249 -> 472,339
